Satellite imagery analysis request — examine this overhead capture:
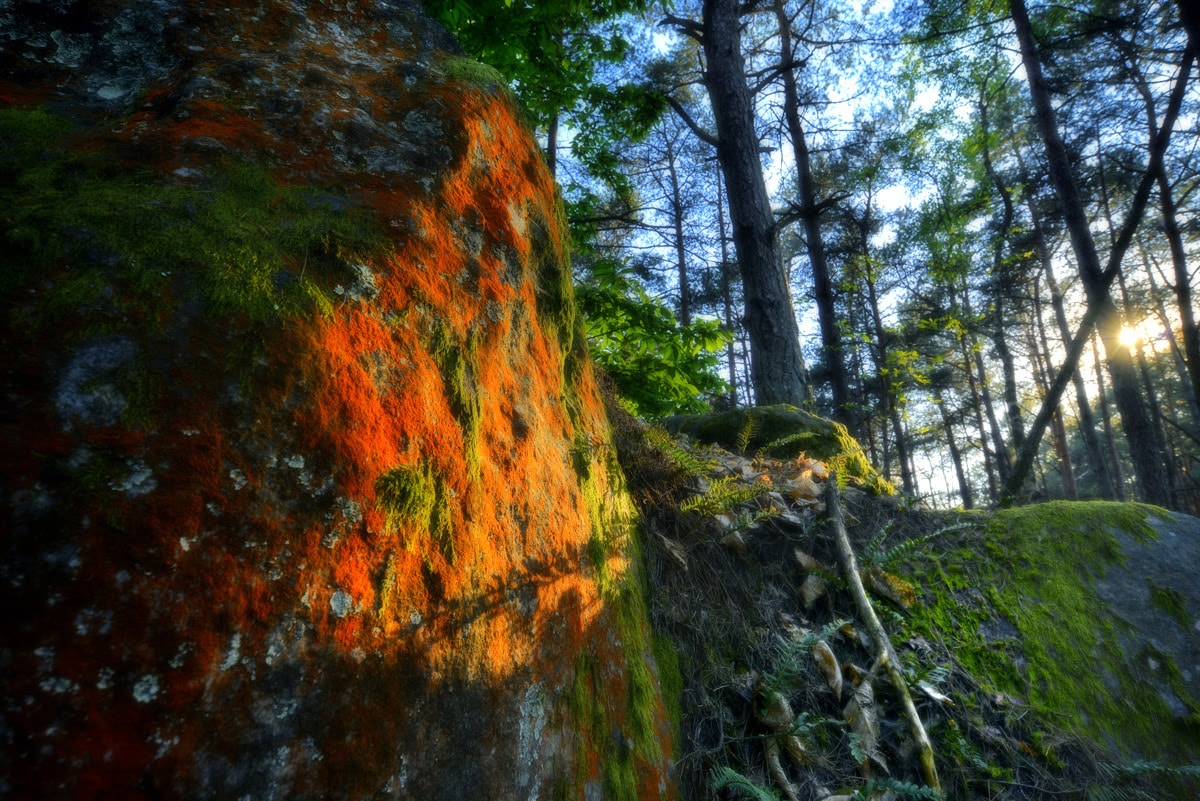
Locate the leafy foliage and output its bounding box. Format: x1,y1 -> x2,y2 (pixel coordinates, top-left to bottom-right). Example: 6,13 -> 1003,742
576,259 -> 731,418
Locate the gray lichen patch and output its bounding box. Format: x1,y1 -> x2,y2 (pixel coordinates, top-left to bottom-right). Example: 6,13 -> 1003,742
330,590 -> 355,618
55,336 -> 137,429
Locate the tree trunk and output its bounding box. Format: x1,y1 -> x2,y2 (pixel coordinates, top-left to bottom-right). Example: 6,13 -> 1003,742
663,134 -> 692,326
934,385 -> 974,508
1093,333 -> 1128,501
773,0 -> 851,426
717,171 -> 740,407
1030,279 -> 1077,499
865,270 -> 916,495
545,112 -> 558,178
702,0 -> 811,406
979,98 -> 1026,453
1007,0 -> 1178,507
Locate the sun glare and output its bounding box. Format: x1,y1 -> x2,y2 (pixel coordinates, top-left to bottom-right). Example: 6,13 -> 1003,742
1118,326 -> 1139,348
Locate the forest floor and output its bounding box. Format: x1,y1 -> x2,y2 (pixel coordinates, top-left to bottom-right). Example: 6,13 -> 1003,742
601,382 -> 1184,801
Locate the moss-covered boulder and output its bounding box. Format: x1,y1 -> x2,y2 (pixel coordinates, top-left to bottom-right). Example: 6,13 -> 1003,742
663,405 -> 895,494
0,2 -> 672,799
910,502 -> 1200,769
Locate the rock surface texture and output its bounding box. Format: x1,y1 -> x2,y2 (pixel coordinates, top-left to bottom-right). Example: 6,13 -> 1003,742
0,2 -> 672,799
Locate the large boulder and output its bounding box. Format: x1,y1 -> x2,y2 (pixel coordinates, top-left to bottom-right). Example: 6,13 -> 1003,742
0,2 -> 673,799
910,502 -> 1200,765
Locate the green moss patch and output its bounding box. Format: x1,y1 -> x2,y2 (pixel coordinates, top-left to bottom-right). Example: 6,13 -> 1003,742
1,106 -> 384,332
664,405 -> 894,494
908,501 -> 1198,762
375,462 -> 454,560
428,320 -> 483,482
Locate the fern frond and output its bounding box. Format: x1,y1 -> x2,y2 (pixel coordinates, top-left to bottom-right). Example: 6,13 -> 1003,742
757,430 -> 817,457
736,413 -> 757,453
681,476 -> 765,515
710,766 -> 781,801
645,425 -> 715,475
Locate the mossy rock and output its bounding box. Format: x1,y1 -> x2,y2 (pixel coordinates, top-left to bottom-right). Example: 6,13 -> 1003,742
909,501 -> 1200,771
663,405 -> 895,494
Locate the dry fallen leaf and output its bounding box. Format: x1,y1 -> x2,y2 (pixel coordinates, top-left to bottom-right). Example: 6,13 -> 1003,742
656,534 -> 688,570
917,681 -> 953,706
800,574 -> 828,608
844,679 -> 888,772
812,639 -> 843,698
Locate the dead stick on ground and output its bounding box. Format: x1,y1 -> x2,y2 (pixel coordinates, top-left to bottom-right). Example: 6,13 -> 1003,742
825,473 -> 942,795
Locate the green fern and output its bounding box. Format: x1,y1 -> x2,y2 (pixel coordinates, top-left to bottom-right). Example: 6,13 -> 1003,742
680,475 -> 765,516
644,425 -> 716,475
766,619 -> 848,691
863,521 -> 976,570
736,413 -> 757,453
757,430 -> 816,457
710,766 -> 781,801
854,777 -> 942,800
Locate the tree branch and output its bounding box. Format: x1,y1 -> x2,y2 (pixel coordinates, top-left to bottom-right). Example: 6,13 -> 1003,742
825,476 -> 941,794
662,95 -> 720,148
659,14 -> 703,42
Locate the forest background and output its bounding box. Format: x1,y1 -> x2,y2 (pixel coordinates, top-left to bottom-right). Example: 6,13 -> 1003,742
425,0 -> 1199,513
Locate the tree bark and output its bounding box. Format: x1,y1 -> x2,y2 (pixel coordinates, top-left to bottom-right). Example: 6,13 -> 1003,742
717,171 -> 740,407
700,0 -> 812,406
773,0 -> 852,426
1091,333 -> 1128,500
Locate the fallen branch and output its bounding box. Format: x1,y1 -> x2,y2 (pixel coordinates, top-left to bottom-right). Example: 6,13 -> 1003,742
825,474 -> 942,795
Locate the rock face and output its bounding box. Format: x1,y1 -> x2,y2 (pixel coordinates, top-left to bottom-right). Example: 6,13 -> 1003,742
911,502 -> 1200,764
0,3 -> 672,799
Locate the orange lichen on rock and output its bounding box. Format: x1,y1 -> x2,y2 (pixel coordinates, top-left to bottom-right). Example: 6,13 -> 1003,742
0,1 -> 673,799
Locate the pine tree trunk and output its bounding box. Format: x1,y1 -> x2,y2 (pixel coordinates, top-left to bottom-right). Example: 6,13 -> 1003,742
934,385 -> 974,508
702,0 -> 811,406
773,0 -> 851,426
665,133 -> 692,326
1092,333 -> 1128,501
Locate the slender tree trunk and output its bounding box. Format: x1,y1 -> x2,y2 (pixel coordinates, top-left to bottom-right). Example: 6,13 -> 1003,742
979,99 -> 1026,453
1156,171 -> 1200,418
664,133 -> 693,326
545,112 -> 558,178
773,0 -> 851,426
960,288 -> 1011,485
1030,278 -> 1077,499
717,172 -> 739,407
934,385 -> 974,508
702,0 -> 812,406
865,272 -> 915,495
1006,0 -> 1184,507
1140,243 -> 1200,422
1093,333 -> 1128,500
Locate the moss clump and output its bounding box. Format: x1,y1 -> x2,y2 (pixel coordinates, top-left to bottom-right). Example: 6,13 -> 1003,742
664,405 -> 894,494
908,501 -> 1199,763
440,55 -> 510,92
428,320 -> 483,483
0,106 -> 384,331
375,462 -> 453,559
1148,579 -> 1192,628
